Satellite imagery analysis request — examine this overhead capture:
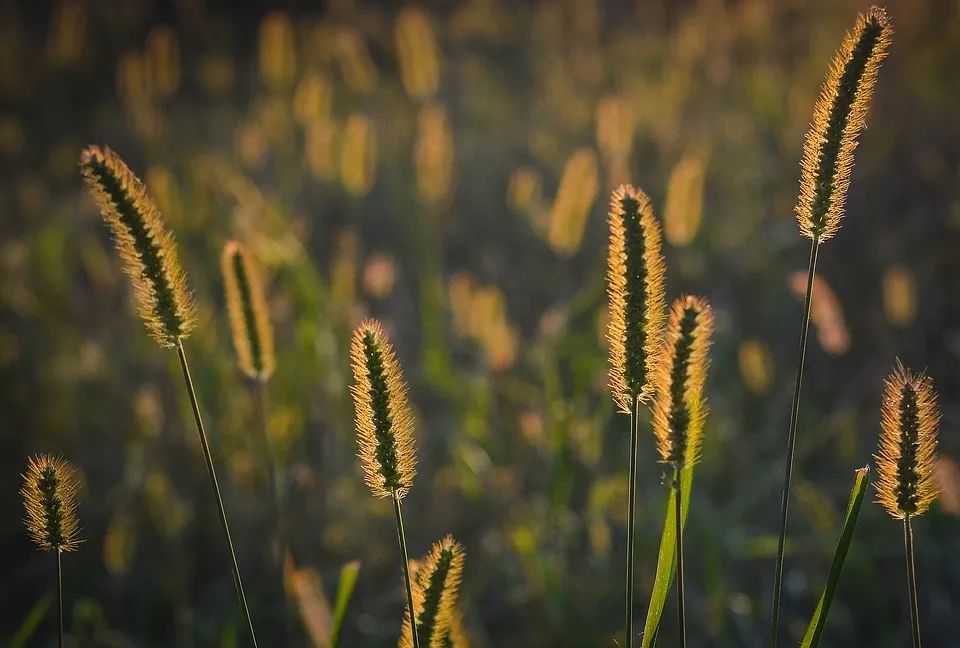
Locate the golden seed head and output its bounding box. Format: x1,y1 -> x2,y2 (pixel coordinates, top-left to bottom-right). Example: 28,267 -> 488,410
79,145 -> 195,347
222,241 -> 275,381
21,455 -> 82,552
606,184 -> 667,413
652,296 -> 714,467
400,535 -> 466,648
796,6 -> 893,242
875,360 -> 939,519
395,6 -> 440,100
350,319 -> 417,498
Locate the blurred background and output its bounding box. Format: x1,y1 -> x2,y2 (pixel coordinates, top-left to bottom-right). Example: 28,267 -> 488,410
1,0 -> 959,645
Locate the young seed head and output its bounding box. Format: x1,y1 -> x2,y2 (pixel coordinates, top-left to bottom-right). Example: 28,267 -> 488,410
79,145 -> 195,347
21,455 -> 82,552
350,319 -> 417,499
222,241 -> 275,381
652,296 -> 714,467
607,184 -> 667,413
400,535 -> 466,648
796,6 -> 893,241
875,361 -> 939,519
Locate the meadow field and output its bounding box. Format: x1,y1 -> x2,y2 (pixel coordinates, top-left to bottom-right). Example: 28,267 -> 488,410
1,1 -> 958,646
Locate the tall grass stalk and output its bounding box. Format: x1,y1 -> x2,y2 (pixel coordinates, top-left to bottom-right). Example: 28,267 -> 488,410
770,237 -> 818,643
770,8 -> 892,642
625,396 -> 640,646
672,464 -> 686,648
903,517 -> 921,648
176,339 -> 258,645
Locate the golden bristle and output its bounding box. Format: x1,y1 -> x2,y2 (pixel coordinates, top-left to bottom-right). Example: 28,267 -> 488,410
350,319 -> 417,499
796,6 -> 893,241
222,241 -> 275,381
606,184 -> 667,413
21,455 -> 82,552
399,535 -> 466,648
875,361 -> 939,519
79,145 -> 195,348
652,296 -> 714,466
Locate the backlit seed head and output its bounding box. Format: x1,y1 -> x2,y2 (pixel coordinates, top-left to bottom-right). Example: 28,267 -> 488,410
80,145 -> 195,347
607,185 -> 667,413
796,6 -> 893,241
21,455 -> 82,552
350,319 -> 417,498
875,361 -> 939,519
652,296 -> 714,467
400,535 -> 465,648
222,241 -> 275,381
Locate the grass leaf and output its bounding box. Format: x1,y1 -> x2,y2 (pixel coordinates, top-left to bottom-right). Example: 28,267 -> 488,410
800,466 -> 870,648
330,560 -> 361,648
640,465 -> 693,647
7,594 -> 52,648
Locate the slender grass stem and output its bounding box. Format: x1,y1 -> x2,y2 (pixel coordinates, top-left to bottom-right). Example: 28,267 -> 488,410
770,237 -> 819,646
176,339 -> 258,647
903,516 -> 922,648
393,494 -> 420,648
56,549 -> 63,648
673,464 -> 686,648
625,396 -> 640,647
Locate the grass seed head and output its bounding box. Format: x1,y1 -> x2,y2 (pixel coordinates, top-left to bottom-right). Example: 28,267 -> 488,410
21,455 -> 82,552
79,145 -> 195,347
400,535 -> 465,648
652,295 -> 714,467
350,319 -> 417,499
606,184 -> 667,413
875,360 -> 939,519
796,6 -> 893,242
222,241 -> 275,381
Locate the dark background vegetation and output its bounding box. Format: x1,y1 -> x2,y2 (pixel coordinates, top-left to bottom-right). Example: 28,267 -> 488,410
1,0 -> 959,645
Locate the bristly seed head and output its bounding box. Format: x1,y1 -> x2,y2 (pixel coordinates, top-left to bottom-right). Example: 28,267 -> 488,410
350,319 -> 417,499
21,455 -> 82,552
606,184 -> 667,413
400,535 -> 465,648
875,360 -> 939,519
222,241 -> 275,381
796,6 -> 893,242
79,145 -> 195,347
652,296 -> 714,467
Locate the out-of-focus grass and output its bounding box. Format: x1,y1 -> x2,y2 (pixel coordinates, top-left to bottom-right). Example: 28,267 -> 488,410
0,1 -> 958,646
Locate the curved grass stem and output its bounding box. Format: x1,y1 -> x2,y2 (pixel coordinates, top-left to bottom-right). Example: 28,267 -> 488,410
625,396 -> 640,647
903,516 -> 922,648
770,237 -> 819,646
393,493 -> 420,648
176,339 -> 258,647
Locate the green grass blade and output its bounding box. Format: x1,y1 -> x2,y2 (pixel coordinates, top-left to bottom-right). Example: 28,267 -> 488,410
640,465 -> 694,648
800,466 -> 870,648
8,594 -> 52,648
329,560 -> 361,648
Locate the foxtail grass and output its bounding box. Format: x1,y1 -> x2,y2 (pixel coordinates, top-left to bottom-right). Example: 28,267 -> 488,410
399,536 -> 465,648
770,8 -> 892,645
80,145 -> 257,646
350,319 -> 420,648
21,454 -> 82,648
652,296 -> 713,648
875,361 -> 939,648
606,184 -> 666,647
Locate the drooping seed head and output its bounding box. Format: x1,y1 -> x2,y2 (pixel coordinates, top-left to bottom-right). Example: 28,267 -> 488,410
400,535 -> 465,648
350,319 -> 417,498
875,361 -> 939,519
79,145 -> 195,347
222,241 -> 275,381
796,6 -> 893,242
606,184 -> 667,413
21,455 -> 82,552
652,296 -> 714,467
